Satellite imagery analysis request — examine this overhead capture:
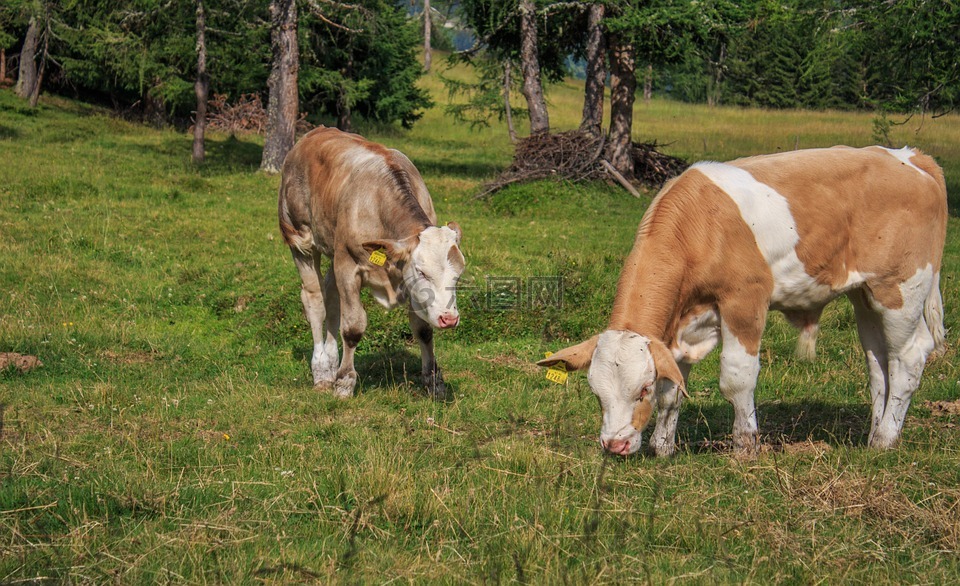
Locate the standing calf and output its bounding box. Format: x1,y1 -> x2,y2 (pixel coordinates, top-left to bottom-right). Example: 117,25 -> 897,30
279,127 -> 464,399
540,146 -> 947,456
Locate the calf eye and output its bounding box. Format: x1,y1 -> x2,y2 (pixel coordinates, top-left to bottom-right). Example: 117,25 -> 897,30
637,385 -> 653,401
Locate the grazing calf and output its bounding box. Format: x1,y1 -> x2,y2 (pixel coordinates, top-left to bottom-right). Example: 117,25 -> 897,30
539,146 -> 947,456
279,127 -> 464,399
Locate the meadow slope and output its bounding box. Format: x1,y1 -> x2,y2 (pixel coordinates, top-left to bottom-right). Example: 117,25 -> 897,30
2,71 -> 960,584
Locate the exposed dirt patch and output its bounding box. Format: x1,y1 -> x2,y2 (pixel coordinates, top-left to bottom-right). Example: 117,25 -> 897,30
100,350 -> 158,364
924,399 -> 960,417
0,352 -> 43,373
234,295 -> 253,313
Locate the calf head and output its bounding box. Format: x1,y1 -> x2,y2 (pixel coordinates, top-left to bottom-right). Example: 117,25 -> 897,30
363,222 -> 464,328
537,330 -> 685,455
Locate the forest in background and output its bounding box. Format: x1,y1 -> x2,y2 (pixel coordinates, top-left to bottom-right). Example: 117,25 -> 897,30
2,1 -> 958,174
3,1 -> 956,116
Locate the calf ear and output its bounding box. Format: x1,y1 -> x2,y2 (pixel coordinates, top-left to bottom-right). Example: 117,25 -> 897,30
536,335 -> 599,372
648,338 -> 685,391
632,392 -> 655,431
446,222 -> 462,244
362,236 -> 417,264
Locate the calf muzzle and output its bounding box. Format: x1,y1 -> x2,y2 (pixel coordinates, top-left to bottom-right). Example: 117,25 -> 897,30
437,312 -> 460,329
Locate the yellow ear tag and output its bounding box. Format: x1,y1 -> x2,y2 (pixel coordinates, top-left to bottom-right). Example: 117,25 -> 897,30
369,249 -> 387,266
544,351 -> 568,384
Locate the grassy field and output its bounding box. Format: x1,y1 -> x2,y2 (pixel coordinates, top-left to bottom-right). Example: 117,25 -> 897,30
2,66 -> 960,584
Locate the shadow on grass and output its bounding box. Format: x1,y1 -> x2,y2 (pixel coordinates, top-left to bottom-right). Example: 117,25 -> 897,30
416,158 -> 503,182
292,345 -> 457,401
129,133 -> 264,174
946,177 -> 960,217
0,123 -> 20,140
203,134 -> 264,172
675,399 -> 870,455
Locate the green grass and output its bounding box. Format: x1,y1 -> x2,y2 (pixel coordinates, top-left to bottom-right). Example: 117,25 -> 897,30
2,68 -> 960,584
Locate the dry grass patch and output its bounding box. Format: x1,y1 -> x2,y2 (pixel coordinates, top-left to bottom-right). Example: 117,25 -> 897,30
773,462 -> 960,551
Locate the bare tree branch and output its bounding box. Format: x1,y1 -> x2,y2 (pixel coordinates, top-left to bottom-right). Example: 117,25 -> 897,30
302,0 -> 372,19
537,1 -> 590,17
301,0 -> 368,33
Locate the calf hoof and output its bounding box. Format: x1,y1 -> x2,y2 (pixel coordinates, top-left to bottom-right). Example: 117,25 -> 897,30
314,380 -> 334,392
732,431 -> 759,454
333,372 -> 357,399
649,436 -> 676,458
333,381 -> 354,399
868,432 -> 899,450
424,371 -> 448,401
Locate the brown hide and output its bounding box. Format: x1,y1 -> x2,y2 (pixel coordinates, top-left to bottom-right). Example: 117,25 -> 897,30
736,147 -> 947,309
607,146 -> 946,357
278,126 -> 437,259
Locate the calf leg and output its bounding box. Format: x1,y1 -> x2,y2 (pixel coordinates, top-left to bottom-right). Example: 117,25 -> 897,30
649,362 -> 691,457
332,258 -> 366,398
869,278 -> 936,449
718,306 -> 764,452
409,309 -> 447,400
292,252 -> 337,390
849,289 -> 889,443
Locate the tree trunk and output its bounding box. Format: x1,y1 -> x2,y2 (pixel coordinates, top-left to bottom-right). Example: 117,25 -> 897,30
643,63 -> 652,102
261,0 -> 299,174
503,60 -> 516,142
1,48 -> 7,83
143,85 -> 168,127
337,88 -> 352,132
15,17 -> 39,101
337,54 -> 354,132
518,0 -> 549,136
423,0 -> 432,73
580,2 -> 606,136
707,41 -> 726,107
27,12 -> 51,108
606,36 -> 636,179
193,0 -> 209,165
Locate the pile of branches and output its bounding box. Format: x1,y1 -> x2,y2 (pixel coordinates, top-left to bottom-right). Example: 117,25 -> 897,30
207,93 -> 267,134
477,130 -> 687,198
205,93 -> 312,135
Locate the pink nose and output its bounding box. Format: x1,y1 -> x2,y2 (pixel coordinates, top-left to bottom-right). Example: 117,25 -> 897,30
437,313 -> 459,329
602,438 -> 632,456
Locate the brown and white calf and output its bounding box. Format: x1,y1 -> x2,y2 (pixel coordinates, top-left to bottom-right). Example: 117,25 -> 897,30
279,127 -> 464,399
539,146 -> 947,456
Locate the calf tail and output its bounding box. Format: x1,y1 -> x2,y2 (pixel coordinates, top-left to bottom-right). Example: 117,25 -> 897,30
924,272 -> 946,359
795,324 -> 818,361
278,180 -> 314,255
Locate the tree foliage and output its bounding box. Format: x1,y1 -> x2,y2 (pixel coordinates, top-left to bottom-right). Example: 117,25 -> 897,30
300,0 -> 433,129
664,0 -> 960,116
6,0 -> 430,129
45,0 -> 267,122
4,0 -> 958,131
